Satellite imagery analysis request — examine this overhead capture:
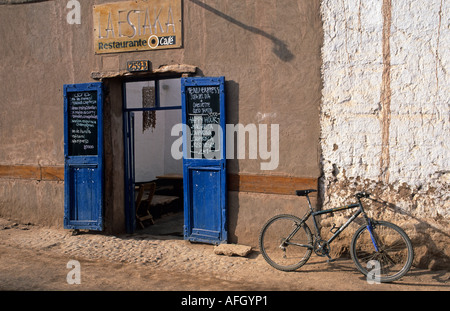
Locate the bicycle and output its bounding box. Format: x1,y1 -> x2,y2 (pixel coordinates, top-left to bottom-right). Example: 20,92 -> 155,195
259,189 -> 414,283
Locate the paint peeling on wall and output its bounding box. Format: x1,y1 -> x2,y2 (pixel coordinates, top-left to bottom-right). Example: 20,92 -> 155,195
320,0 -> 449,269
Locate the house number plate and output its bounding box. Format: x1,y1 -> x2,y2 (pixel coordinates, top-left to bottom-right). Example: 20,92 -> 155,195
127,60 -> 150,72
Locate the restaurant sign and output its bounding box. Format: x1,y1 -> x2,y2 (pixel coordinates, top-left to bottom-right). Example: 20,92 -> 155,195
93,0 -> 182,54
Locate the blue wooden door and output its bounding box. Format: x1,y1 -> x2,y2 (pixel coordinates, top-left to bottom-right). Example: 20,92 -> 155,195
63,83 -> 104,231
181,77 -> 227,244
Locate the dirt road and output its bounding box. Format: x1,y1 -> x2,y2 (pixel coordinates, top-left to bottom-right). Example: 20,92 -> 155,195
0,218 -> 448,294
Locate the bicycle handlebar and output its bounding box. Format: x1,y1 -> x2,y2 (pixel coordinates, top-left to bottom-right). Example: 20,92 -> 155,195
355,192 -> 371,198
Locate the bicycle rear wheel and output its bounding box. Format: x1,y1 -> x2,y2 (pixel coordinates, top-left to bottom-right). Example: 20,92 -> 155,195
259,214 -> 313,271
350,220 -> 414,283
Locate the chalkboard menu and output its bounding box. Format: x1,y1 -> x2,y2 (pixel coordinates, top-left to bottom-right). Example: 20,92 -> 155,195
185,86 -> 221,159
67,91 -> 98,156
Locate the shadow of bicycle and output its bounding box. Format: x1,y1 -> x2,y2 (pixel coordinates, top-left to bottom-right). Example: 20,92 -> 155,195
368,197 -> 450,271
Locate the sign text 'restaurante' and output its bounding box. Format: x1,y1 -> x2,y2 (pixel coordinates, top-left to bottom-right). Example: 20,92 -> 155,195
93,0 -> 182,54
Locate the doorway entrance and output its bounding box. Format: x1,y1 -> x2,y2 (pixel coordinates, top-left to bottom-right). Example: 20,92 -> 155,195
123,76 -> 228,244
123,78 -> 184,235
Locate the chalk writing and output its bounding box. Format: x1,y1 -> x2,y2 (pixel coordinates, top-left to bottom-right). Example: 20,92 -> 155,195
186,86 -> 221,159
68,91 -> 98,156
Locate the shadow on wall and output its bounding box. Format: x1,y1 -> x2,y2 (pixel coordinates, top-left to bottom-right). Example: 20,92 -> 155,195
189,0 -> 294,62
368,197 -> 450,271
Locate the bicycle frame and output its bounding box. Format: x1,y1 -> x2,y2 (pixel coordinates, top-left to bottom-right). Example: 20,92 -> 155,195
299,195 -> 379,250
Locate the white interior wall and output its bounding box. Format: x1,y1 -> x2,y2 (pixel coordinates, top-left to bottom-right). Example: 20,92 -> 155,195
126,80 -> 183,183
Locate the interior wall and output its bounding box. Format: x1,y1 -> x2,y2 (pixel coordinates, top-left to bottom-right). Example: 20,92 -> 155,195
125,80 -> 183,183
132,110 -> 182,182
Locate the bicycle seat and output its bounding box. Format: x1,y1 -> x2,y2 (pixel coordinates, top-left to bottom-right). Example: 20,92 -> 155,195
296,189 -> 317,196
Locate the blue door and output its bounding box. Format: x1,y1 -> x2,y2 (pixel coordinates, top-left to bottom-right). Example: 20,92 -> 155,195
63,83 -> 104,231
181,77 -> 227,244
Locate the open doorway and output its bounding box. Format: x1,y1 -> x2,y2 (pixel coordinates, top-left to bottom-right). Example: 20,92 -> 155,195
123,78 -> 183,236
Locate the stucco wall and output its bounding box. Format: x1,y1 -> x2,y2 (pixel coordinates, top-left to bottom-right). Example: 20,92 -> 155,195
320,0 -> 449,269
0,1 -> 323,237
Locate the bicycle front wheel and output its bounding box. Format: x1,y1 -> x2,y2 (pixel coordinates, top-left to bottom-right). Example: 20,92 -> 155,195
350,220 -> 414,283
259,214 -> 313,271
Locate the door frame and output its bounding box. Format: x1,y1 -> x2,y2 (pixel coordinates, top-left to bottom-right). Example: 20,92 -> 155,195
122,76 -> 182,233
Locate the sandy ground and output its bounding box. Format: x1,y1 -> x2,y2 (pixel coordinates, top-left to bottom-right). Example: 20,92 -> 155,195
0,217 -> 448,294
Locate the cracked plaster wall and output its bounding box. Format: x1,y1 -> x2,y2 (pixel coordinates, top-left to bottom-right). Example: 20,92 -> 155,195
320,0 -> 449,269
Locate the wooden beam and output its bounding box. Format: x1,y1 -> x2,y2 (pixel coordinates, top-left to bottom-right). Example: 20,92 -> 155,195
228,174 -> 317,196
0,165 -> 64,181
0,166 -> 317,196
0,165 -> 40,180
41,166 -> 64,181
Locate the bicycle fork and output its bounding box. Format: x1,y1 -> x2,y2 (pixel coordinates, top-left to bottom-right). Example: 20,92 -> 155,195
357,197 -> 380,253
366,221 -> 380,252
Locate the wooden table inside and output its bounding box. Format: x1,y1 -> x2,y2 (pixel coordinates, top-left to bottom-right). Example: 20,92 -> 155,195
156,174 -> 183,180
155,174 -> 183,198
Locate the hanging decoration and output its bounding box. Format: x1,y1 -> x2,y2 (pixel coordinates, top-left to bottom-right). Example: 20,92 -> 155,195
142,85 -> 156,132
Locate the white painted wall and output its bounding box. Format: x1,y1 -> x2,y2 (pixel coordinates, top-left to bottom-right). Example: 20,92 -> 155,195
320,0 -> 449,268
126,80 -> 183,183
320,0 -> 449,220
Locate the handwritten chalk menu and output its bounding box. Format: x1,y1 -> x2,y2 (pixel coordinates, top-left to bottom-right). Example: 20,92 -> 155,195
186,86 -> 221,159
67,91 -> 98,156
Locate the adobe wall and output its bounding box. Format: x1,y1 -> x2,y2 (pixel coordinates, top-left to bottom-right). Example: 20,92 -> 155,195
320,0 -> 449,269
0,1 -> 83,228
0,1 -> 323,238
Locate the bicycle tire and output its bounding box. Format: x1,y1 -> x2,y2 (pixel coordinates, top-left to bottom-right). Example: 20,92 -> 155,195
259,214 -> 313,271
350,220 -> 414,283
